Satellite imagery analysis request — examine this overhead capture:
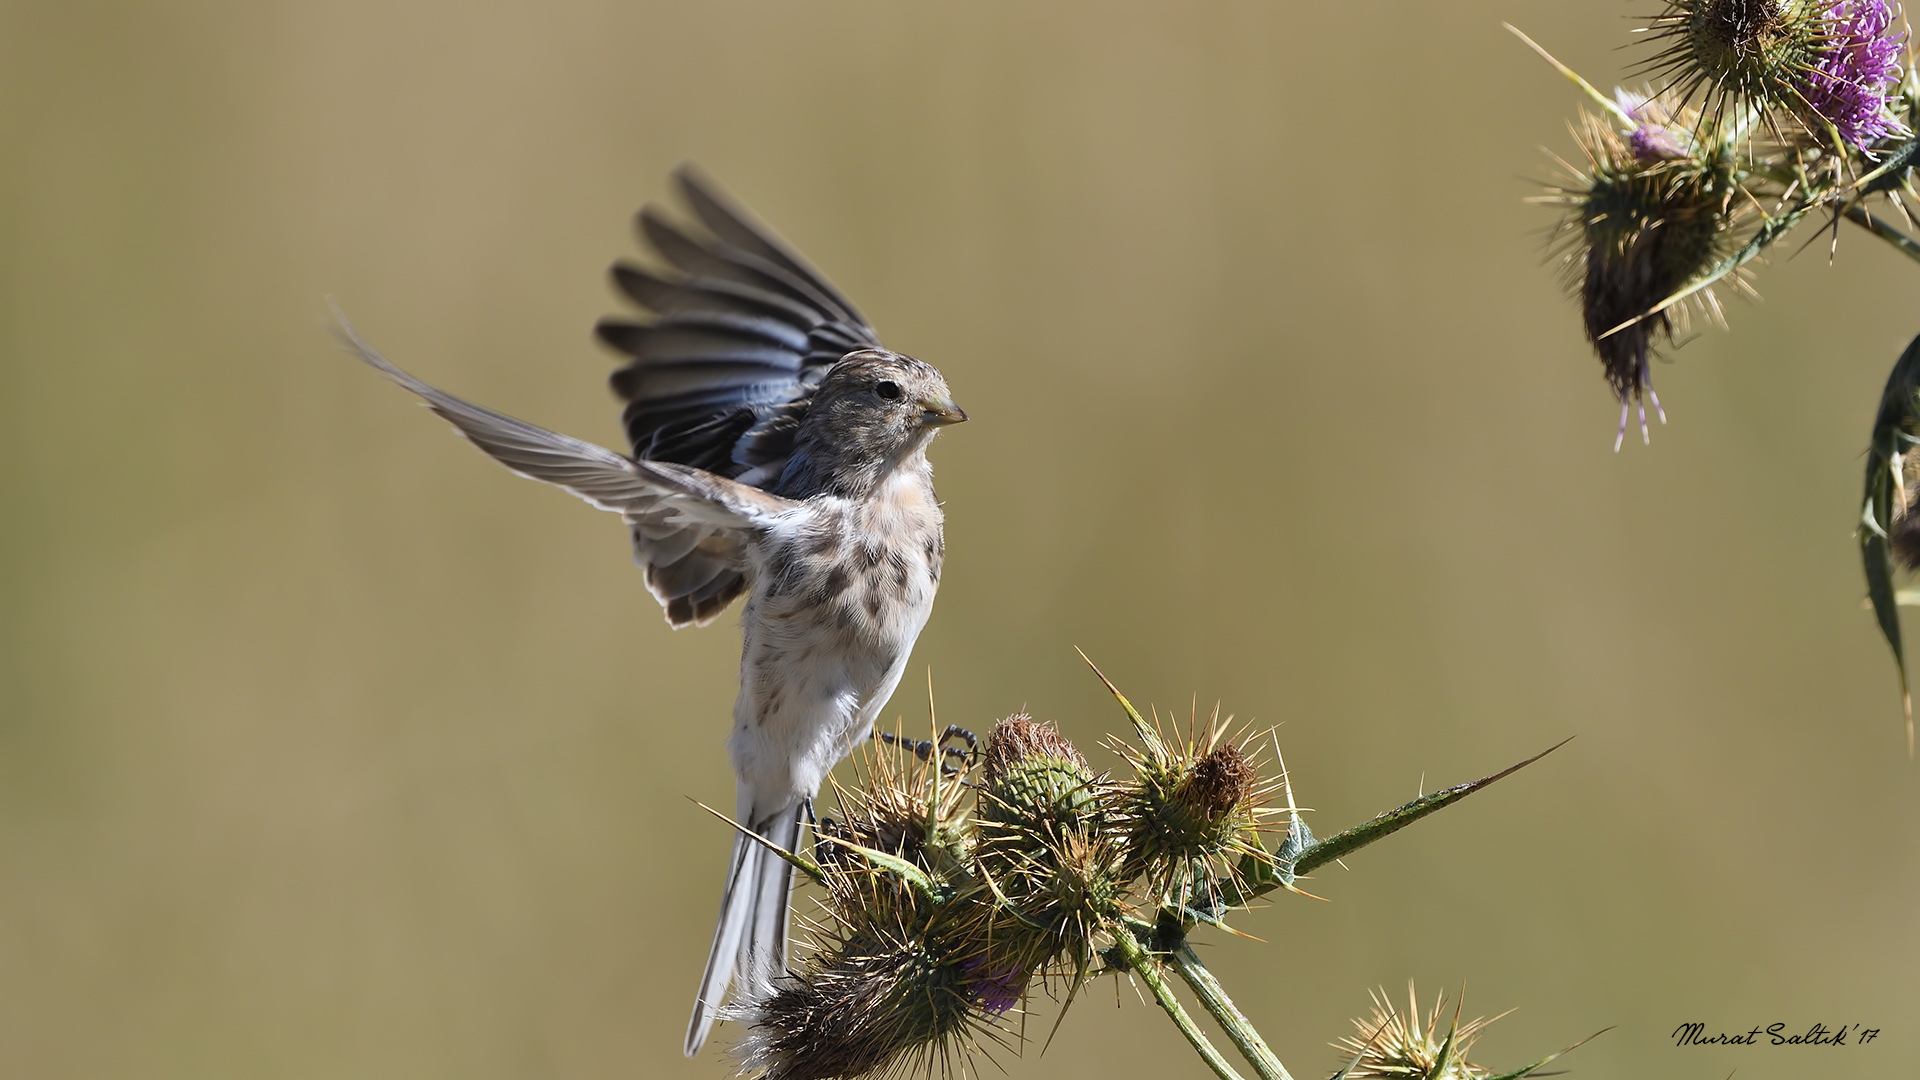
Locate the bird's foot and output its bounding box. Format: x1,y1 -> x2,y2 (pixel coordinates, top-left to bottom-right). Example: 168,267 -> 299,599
874,724 -> 978,774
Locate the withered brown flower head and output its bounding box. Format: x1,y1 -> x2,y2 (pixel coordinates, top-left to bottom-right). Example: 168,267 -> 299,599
734,924 -> 988,1080
1183,743 -> 1256,818
981,714 -> 1088,789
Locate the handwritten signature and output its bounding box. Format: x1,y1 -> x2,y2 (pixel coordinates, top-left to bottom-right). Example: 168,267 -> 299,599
1672,1023 -> 1881,1047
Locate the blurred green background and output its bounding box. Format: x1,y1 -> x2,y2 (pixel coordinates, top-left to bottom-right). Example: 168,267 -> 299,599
3,1 -> 1917,1077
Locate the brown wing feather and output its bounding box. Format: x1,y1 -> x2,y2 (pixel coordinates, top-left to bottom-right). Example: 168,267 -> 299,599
338,316 -> 793,627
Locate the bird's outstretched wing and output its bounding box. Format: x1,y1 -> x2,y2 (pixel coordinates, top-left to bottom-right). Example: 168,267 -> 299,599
340,320 -> 796,627
597,165 -> 884,488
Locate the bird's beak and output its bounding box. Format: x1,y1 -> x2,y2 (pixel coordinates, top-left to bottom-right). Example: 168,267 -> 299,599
917,395 -> 968,427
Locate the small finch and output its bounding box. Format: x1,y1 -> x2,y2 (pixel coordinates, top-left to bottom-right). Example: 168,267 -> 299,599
340,166 -> 966,1057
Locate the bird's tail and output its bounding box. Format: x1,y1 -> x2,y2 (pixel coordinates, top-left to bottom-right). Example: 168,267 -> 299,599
685,800 -> 803,1057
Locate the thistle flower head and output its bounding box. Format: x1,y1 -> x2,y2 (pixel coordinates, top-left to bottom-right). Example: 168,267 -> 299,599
1106,703 -> 1278,910
978,714 -> 1101,833
1800,0 -> 1908,148
961,956 -> 1027,1016
1540,106 -> 1748,447
1617,88 -> 1697,159
1644,0 -> 1830,116
816,736 -> 975,931
733,737 -> 1015,1080
732,919 -> 1007,1080
1641,0 -> 1908,147
1334,984 -> 1508,1080
973,715 -> 1123,977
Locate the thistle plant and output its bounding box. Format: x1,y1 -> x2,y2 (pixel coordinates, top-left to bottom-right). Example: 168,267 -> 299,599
710,658 -> 1593,1080
1512,1 -> 1920,743
1334,985 -> 1513,1080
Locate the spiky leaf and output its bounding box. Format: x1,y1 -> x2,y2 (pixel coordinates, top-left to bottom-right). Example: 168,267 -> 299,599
1291,740 -> 1568,878
1860,331 -> 1920,745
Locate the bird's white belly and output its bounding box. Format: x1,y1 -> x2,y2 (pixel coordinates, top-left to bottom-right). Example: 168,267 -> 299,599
726,489 -> 942,820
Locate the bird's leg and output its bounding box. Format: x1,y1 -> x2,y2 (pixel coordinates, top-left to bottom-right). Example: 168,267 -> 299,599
936,724 -> 978,768
808,798 -> 844,861
873,726 -> 978,775
874,728 -> 939,761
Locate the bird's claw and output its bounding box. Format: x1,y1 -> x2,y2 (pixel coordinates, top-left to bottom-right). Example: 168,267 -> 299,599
874,724 -> 978,775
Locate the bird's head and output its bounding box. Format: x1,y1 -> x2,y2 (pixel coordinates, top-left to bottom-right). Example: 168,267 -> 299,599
779,350 -> 965,498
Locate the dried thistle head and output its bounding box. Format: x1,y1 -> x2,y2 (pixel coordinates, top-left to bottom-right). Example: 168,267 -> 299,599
819,732 -> 973,877
1187,743 -> 1257,817
814,730 -> 975,933
1106,703 -> 1279,910
732,915 -> 1010,1080
1333,983 -> 1509,1080
1539,104 -> 1750,447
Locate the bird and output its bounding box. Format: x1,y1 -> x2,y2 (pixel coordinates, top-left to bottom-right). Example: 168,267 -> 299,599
338,166 -> 966,1057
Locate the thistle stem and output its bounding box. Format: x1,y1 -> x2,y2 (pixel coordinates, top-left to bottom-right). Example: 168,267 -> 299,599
1169,944 -> 1294,1080
1108,930 -> 1247,1080
1845,203 -> 1920,264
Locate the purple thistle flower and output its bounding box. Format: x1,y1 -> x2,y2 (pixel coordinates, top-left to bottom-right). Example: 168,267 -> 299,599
1629,124 -> 1692,160
1800,0 -> 1908,148
961,957 -> 1025,1016
1617,89 -> 1693,161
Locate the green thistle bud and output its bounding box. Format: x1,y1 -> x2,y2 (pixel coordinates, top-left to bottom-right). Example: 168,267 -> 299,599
973,715 -> 1123,975
978,713 -> 1099,829
1108,704 -> 1276,911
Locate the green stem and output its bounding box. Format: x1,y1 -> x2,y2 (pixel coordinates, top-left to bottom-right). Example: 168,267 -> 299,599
1169,944 -> 1294,1080
1108,930 -> 1247,1080
1845,203 -> 1920,265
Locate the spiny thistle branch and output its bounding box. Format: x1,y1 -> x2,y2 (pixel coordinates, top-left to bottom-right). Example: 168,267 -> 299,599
710,659 -> 1591,1080
1167,942 -> 1292,1080
1515,2 -> 1920,744
1106,929 -> 1249,1080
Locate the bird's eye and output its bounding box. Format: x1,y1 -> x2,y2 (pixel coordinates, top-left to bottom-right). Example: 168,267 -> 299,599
874,380 -> 903,401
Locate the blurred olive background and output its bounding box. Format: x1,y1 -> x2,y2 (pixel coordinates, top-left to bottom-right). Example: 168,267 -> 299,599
3,1 -> 1917,1077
